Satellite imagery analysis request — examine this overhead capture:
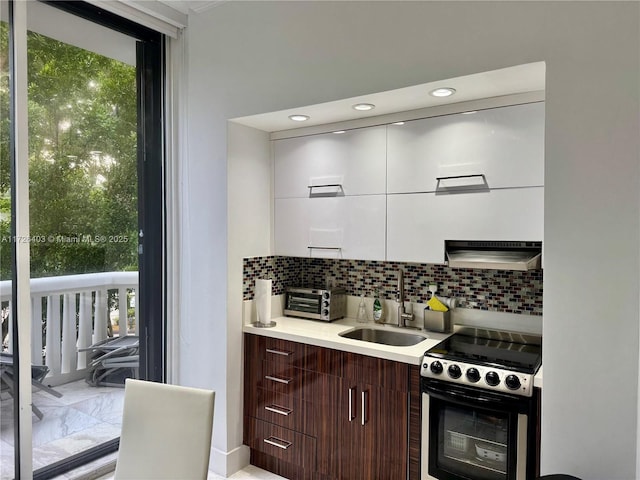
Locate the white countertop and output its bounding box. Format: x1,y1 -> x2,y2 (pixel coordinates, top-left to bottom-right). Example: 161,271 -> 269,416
243,316 -> 451,365
243,315 -> 543,388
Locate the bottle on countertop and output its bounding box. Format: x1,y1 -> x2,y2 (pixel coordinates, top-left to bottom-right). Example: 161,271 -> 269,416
356,294 -> 368,323
372,286 -> 385,323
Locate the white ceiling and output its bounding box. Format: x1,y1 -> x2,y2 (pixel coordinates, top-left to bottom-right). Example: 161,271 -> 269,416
157,0 -> 224,15
232,62 -> 546,133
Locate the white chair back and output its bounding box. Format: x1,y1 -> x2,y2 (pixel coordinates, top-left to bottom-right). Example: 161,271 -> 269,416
114,378 -> 215,480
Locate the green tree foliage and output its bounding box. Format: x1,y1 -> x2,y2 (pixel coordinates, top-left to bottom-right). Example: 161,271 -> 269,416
0,26 -> 137,279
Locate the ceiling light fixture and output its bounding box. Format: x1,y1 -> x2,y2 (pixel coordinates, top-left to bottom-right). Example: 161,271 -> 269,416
333,130 -> 346,134
392,122 -> 405,126
288,114 -> 310,122
352,103 -> 375,111
429,87 -> 456,98
462,111 -> 477,115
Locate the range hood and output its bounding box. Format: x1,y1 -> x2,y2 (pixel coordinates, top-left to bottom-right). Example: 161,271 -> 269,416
445,240 -> 542,271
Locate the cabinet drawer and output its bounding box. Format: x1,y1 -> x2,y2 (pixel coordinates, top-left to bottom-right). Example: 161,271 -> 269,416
262,337 -> 306,365
248,388 -> 316,435
246,417 -> 317,472
260,362 -> 301,397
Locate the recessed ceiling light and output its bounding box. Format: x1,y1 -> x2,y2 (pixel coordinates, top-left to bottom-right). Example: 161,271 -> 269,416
352,103 -> 375,111
333,130 -> 346,134
429,87 -> 456,98
392,122 -> 405,126
288,114 -> 310,122
462,111 -> 477,115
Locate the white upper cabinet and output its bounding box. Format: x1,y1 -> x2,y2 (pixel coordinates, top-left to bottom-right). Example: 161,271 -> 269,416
274,195 -> 386,260
386,187 -> 544,264
387,102 -> 545,194
274,126 -> 387,198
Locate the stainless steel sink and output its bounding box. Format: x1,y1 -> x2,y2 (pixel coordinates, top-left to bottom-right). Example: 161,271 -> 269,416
339,327 -> 427,347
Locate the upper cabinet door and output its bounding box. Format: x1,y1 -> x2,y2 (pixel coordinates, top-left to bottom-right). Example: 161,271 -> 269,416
387,102 -> 545,194
274,126 -> 387,198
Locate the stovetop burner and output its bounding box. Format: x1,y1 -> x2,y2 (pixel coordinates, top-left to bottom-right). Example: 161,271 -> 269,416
421,326 -> 542,397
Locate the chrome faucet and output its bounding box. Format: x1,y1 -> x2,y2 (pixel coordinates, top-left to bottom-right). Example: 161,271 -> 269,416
397,269 -> 413,327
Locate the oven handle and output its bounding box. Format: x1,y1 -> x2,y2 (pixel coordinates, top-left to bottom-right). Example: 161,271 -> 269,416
424,380 -> 528,412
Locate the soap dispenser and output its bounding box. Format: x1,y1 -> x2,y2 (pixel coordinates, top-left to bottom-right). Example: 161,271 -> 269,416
372,286 -> 385,323
356,294 -> 368,323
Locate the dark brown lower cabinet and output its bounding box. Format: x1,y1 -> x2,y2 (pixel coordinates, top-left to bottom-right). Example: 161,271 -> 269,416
244,334 -> 410,480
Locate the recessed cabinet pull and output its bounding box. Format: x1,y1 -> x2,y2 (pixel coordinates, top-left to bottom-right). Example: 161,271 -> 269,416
436,174 -> 486,181
307,183 -> 343,189
265,404 -> 293,416
361,390 -> 367,426
264,436 -> 292,450
265,375 -> 292,385
266,348 -> 293,357
348,387 -> 356,422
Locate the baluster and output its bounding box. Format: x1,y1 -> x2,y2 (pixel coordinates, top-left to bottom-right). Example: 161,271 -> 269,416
61,293 -> 77,374
46,295 -> 62,376
31,296 -> 43,365
134,287 -> 139,335
93,290 -> 108,344
118,287 -> 128,336
77,291 -> 92,369
6,301 -> 12,354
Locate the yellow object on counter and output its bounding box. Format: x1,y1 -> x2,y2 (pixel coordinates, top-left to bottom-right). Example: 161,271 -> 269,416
427,295 -> 449,312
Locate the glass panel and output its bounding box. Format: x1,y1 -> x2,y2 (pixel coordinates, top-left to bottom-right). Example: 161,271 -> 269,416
0,14 -> 17,480
1,4 -> 139,476
437,404 -> 511,480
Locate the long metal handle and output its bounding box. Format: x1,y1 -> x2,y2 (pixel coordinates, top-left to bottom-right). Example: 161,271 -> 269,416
348,387 -> 355,422
264,436 -> 292,450
436,174 -> 486,181
265,404 -> 293,416
308,246 -> 342,250
265,375 -> 292,385
361,390 -> 367,426
266,348 -> 293,357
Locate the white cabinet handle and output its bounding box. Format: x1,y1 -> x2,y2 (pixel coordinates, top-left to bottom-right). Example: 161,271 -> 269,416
264,436 -> 292,450
307,183 -> 343,189
265,375 -> 292,385
265,404 -> 293,416
348,387 -> 356,422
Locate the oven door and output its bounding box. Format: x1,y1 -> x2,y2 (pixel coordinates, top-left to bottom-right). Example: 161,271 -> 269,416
422,379 -> 531,480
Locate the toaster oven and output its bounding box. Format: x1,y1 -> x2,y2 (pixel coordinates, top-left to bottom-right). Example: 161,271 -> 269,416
284,287 -> 346,322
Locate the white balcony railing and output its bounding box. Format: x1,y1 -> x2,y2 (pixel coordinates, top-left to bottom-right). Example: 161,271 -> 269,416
0,271 -> 138,386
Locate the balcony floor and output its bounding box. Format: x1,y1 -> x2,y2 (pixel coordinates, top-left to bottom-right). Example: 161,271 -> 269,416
1,378 -> 125,480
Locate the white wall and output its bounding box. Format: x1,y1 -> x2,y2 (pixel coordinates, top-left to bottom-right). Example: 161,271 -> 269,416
180,2 -> 640,478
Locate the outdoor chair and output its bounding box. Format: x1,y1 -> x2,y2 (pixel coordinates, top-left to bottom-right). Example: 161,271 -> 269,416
79,335 -> 139,387
0,353 -> 62,419
114,378 -> 215,480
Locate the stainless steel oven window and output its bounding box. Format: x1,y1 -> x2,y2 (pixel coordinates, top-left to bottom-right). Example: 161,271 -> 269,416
421,385 -> 535,480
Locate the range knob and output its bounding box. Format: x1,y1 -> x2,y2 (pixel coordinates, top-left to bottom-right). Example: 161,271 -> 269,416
466,368 -> 480,383
323,300 -> 330,307
323,292 -> 330,299
505,374 -> 521,390
485,371 -> 500,386
447,364 -> 462,379
430,361 -> 443,374
322,309 -> 329,316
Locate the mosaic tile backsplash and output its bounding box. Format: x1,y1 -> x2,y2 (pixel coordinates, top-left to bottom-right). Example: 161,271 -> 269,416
243,256 -> 543,315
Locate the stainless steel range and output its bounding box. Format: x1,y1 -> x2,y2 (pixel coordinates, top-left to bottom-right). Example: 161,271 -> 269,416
420,326 -> 542,480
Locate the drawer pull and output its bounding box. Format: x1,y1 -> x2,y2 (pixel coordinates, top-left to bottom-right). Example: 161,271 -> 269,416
266,348 -> 293,357
265,404 -> 293,416
436,174 -> 486,181
264,436 -> 292,450
361,390 -> 367,426
265,375 -> 292,385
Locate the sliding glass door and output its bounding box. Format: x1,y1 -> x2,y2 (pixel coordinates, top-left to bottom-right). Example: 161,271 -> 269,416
0,1 -> 164,478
